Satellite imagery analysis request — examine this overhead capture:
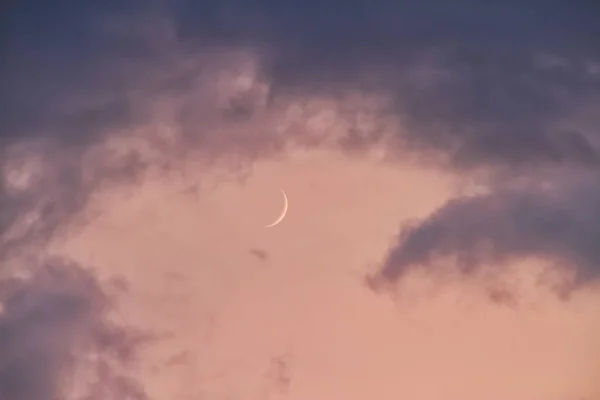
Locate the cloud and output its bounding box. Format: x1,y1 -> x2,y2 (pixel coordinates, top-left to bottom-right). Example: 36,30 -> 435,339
1,6 -> 162,396
0,258 -> 147,400
174,0 -> 600,169
366,170 -> 600,296
3,1 -> 599,173
249,248 -> 269,261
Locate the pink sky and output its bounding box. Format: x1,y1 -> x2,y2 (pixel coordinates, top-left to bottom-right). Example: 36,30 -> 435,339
59,146 -> 600,399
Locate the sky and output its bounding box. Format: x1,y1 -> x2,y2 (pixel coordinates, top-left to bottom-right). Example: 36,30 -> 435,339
1,1 -> 600,399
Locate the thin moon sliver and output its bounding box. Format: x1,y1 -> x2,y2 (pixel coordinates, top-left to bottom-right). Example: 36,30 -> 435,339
264,189 -> 288,228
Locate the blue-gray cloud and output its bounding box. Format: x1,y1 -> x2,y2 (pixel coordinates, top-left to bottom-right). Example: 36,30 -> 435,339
0,258 -> 147,400
366,172 -> 600,296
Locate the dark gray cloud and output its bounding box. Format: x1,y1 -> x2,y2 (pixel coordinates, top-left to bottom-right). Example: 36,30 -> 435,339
0,258 -> 147,400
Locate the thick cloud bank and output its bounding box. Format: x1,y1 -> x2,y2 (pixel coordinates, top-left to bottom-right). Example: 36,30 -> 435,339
175,0 -> 600,167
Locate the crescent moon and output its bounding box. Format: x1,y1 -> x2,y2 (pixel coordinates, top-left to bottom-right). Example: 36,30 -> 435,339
264,189 -> 288,228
